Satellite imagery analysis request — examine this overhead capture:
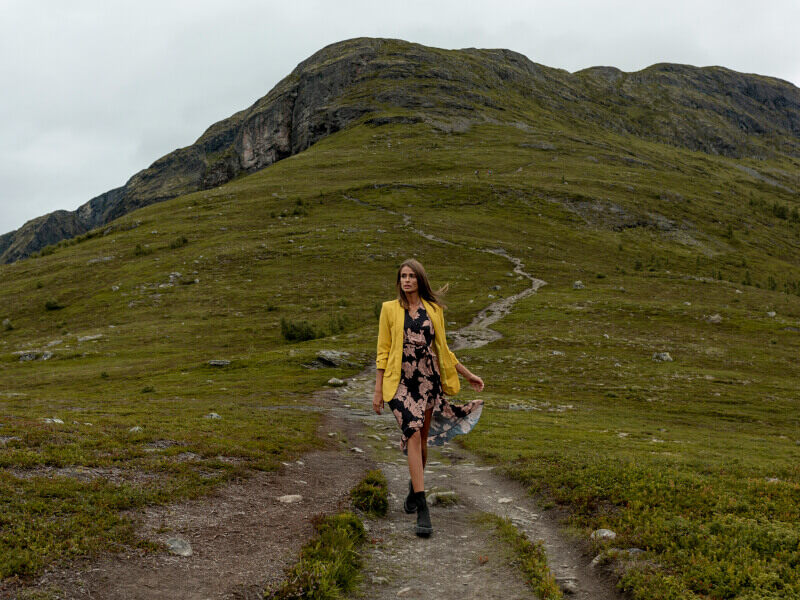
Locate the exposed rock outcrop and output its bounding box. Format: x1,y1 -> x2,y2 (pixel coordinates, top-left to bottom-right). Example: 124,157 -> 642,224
3,37 -> 799,263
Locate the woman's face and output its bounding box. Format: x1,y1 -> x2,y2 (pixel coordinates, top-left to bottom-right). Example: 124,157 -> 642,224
399,266 -> 418,295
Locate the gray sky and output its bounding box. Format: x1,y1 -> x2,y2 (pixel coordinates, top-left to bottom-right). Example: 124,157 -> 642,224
2,0 -> 799,234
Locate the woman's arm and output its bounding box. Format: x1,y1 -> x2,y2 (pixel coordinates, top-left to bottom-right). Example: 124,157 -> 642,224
374,303 -> 391,414
456,362 -> 484,392
373,369 -> 385,414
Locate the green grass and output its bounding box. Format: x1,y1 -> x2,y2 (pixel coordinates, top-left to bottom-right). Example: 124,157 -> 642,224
477,513 -> 564,600
264,511 -> 366,600
350,469 -> 389,517
1,81 -> 799,597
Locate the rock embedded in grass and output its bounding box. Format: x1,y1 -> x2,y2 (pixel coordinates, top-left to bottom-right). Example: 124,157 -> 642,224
590,528 -> 616,540
315,350 -> 353,367
205,412 -> 222,419
652,352 -> 673,362
208,360 -> 231,367
573,280 -> 585,289
327,377 -> 345,387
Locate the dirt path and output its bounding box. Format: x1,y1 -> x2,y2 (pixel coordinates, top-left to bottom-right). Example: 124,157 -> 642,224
4,407 -> 371,600
335,199 -> 623,598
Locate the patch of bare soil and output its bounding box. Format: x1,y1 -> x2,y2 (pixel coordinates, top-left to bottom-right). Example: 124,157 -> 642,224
2,410 -> 370,600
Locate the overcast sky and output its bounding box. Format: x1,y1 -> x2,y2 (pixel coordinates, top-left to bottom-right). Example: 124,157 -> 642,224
2,0 -> 799,234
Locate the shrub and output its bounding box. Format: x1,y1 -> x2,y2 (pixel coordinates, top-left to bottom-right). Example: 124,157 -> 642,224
44,299 -> 65,311
280,318 -> 320,342
141,386 -> 155,393
134,244 -> 152,256
265,512 -> 365,599
350,469 -> 389,517
169,236 -> 188,249
328,314 -> 348,335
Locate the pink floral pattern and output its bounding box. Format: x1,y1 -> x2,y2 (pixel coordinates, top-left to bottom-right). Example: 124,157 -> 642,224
388,305 -> 483,453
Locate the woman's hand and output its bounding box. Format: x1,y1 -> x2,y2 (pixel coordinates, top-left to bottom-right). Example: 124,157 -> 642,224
467,373 -> 484,392
372,390 -> 384,414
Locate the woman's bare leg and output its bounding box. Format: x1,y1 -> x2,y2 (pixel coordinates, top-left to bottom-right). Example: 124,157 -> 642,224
408,431 -> 424,492
408,408 -> 435,493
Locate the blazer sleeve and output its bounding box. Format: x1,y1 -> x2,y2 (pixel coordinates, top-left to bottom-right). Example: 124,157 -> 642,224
438,306 -> 459,366
376,302 -> 391,370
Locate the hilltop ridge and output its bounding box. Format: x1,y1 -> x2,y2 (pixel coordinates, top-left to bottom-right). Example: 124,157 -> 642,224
2,36 -> 799,263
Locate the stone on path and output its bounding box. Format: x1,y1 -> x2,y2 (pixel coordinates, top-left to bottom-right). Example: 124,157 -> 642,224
351,447 -> 364,453
327,377 -> 345,387
277,494 -> 302,504
165,537 -> 193,557
497,497 -> 513,504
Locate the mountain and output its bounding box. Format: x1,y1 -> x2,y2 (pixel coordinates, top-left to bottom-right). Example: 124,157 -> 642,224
2,37 -> 798,263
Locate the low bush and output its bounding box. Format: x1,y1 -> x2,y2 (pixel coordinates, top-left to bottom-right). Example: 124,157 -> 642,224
350,469 -> 389,517
265,512 -> 365,599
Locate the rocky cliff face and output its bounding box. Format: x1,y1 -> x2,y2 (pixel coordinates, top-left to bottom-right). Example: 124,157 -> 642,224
3,37 -> 799,263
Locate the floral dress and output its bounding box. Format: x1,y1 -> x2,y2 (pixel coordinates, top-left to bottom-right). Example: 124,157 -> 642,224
388,304 -> 483,453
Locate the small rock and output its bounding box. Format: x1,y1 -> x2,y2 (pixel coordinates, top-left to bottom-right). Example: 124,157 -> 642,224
78,334 -> 103,342
129,426 -> 143,433
327,377 -> 345,387
573,280 -> 585,289
765,477 -> 780,483
551,350 -> 565,356
327,432 -> 338,438
111,285 -> 120,291
368,434 -> 382,441
397,587 -> 412,597
277,494 -> 303,503
492,285 -> 501,290
558,578 -> 579,594
372,576 -> 389,585
497,497 -> 513,504
705,314 -> 723,324
469,479 -> 484,486
205,412 -> 222,420
735,289 -> 743,294
590,554 -> 604,567
767,311 -> 776,318
652,352 -> 673,362
3,318 -> 13,330
208,360 -> 231,367
591,528 -> 617,540
43,417 -> 64,424
351,447 -> 364,453
165,537 -> 193,557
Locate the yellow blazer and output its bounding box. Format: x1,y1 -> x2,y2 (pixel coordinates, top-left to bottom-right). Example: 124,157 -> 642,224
376,298 -> 460,403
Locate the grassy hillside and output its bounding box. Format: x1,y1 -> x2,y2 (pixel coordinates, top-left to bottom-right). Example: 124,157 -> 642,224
1,92 -> 800,598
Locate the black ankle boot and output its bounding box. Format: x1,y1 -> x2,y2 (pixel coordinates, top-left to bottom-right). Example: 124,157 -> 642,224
414,491 -> 432,537
404,479 -> 417,514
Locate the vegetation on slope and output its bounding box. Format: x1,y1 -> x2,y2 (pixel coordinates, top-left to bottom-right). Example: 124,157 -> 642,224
0,66 -> 799,599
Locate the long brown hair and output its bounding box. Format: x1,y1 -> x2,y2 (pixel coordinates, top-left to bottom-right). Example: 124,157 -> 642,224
396,258 -> 448,309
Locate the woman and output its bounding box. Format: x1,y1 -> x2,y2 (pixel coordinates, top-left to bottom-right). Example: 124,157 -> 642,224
373,258 -> 484,537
